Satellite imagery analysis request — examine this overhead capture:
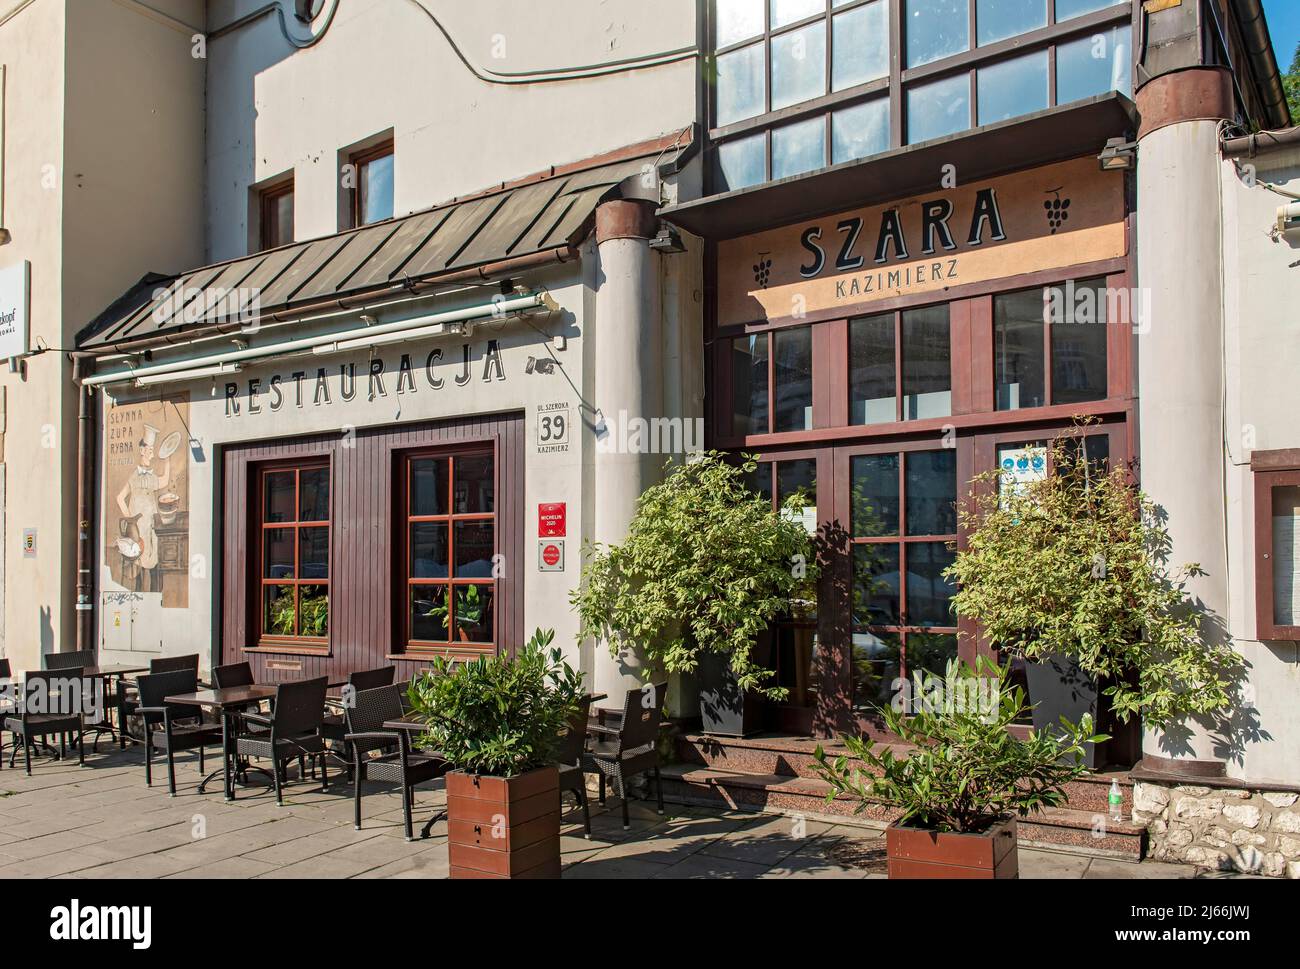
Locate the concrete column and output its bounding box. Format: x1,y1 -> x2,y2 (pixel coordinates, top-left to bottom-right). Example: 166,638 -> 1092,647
1135,68 -> 1233,774
590,198 -> 663,703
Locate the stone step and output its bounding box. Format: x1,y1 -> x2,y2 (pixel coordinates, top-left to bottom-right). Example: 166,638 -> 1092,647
655,764 -> 1146,862
675,733 -> 1136,815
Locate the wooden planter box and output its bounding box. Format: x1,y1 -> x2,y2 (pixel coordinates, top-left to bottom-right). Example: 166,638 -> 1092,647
446,766 -> 561,879
885,817 -> 1019,879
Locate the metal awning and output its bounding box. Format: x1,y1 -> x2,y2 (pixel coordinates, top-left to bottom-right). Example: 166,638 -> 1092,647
77,138 -> 686,353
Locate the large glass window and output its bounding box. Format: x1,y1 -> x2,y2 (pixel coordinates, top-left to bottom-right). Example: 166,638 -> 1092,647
772,116 -> 826,179
718,0 -> 765,46
902,304 -> 952,419
772,22 -> 827,110
1056,26 -> 1132,104
977,0 -> 1046,46
832,98 -> 890,163
717,133 -> 768,191
353,142 -> 394,226
995,278 -> 1109,410
907,73 -> 970,143
833,1 -> 889,91
717,43 -> 767,126
259,464 -> 330,643
850,449 -> 958,715
774,326 -> 814,431
977,50 -> 1049,125
731,327 -> 813,436
731,333 -> 771,436
260,179 -> 294,251
905,0 -> 968,67
403,450 -> 496,650
849,304 -> 951,424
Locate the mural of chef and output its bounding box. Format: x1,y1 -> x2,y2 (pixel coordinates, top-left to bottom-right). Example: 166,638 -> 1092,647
115,423 -> 171,592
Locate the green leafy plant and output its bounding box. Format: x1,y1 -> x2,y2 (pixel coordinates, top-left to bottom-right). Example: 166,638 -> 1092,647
456,584 -> 486,628
571,451 -> 817,698
405,628 -> 583,777
812,658 -> 1105,834
944,430 -> 1240,728
300,587 -> 329,637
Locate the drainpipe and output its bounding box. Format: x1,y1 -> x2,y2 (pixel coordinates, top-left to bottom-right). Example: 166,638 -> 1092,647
73,356 -> 96,653
1222,126 -> 1300,158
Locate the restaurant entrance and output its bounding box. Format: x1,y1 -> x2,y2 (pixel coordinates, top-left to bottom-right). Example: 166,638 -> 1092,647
704,155 -> 1136,738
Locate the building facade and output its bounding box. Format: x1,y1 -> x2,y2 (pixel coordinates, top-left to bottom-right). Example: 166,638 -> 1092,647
1,0 -> 1297,873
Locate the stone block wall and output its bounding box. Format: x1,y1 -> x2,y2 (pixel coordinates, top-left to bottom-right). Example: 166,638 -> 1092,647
1132,781 -> 1300,878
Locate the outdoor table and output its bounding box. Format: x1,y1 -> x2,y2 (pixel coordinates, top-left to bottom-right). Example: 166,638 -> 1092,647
165,686 -> 278,801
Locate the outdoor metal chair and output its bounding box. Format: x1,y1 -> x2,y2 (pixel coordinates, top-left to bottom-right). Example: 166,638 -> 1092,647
0,659 -> 13,769
344,683 -> 450,841
133,668 -> 222,796
231,676 -> 331,806
5,668 -> 87,775
43,650 -> 96,670
582,682 -> 668,830
150,654 -> 200,675
322,666 -> 397,774
118,654 -> 200,738
556,694 -> 594,837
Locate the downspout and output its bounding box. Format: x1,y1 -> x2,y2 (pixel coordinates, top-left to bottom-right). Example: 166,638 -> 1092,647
1232,0 -> 1292,131
73,356 -> 96,652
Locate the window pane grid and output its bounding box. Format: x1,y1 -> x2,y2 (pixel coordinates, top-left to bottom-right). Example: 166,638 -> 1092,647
402,451 -> 496,650
712,1 -> 1132,172
258,465 -> 330,643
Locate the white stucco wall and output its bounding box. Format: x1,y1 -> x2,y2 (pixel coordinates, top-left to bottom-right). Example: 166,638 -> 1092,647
1219,144 -> 1300,784
203,0 -> 696,262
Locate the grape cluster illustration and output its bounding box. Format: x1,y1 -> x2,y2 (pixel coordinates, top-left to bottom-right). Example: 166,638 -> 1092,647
753,257 -> 773,288
1044,195 -> 1071,233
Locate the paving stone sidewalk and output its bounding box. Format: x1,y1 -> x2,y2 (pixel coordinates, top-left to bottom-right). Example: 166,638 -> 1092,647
0,745 -> 1241,879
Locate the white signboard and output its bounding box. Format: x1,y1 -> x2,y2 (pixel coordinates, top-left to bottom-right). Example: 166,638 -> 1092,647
0,261 -> 30,360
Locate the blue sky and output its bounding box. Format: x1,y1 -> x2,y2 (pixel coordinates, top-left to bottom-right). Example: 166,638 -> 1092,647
1264,0 -> 1299,68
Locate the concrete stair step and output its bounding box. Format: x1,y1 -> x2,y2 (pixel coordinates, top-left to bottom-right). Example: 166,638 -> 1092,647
656,764 -> 1145,862
675,734 -> 1137,815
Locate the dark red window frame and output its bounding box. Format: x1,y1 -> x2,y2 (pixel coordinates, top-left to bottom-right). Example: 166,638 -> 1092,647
395,445 -> 498,654
254,460 -> 331,649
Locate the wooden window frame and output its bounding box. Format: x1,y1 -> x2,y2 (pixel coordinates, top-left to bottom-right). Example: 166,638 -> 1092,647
395,444 -> 498,655
705,0 -> 1134,191
254,460 -> 331,651
1252,450 -> 1300,641
711,260 -> 1132,449
259,178 -> 295,251
351,140 -> 395,228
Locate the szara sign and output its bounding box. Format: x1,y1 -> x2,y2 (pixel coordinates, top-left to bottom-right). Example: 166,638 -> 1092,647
0,260 -> 30,360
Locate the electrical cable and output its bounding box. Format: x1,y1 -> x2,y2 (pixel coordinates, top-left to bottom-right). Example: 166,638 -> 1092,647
399,0 -> 697,84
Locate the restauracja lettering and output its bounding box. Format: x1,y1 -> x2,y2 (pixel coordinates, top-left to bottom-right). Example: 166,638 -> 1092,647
223,339 -> 506,417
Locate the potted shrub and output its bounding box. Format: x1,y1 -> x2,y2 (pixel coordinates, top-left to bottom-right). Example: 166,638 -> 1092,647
572,452 -> 817,737
945,431 -> 1240,764
406,629 -> 583,879
812,658 -> 1104,879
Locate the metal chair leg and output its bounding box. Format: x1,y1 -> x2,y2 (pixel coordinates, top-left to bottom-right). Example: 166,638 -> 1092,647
353,770 -> 364,831
273,758 -> 284,806
23,735 -> 32,775
145,739 -> 153,786
580,786 -> 591,839
620,775 -> 630,830
402,784 -> 415,842
166,747 -> 178,797
655,764 -> 664,814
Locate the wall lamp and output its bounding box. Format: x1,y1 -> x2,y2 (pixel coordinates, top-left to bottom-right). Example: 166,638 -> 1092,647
1098,137 -> 1138,172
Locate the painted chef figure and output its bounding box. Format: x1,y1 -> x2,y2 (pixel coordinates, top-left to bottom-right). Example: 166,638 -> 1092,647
116,423 -> 171,592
